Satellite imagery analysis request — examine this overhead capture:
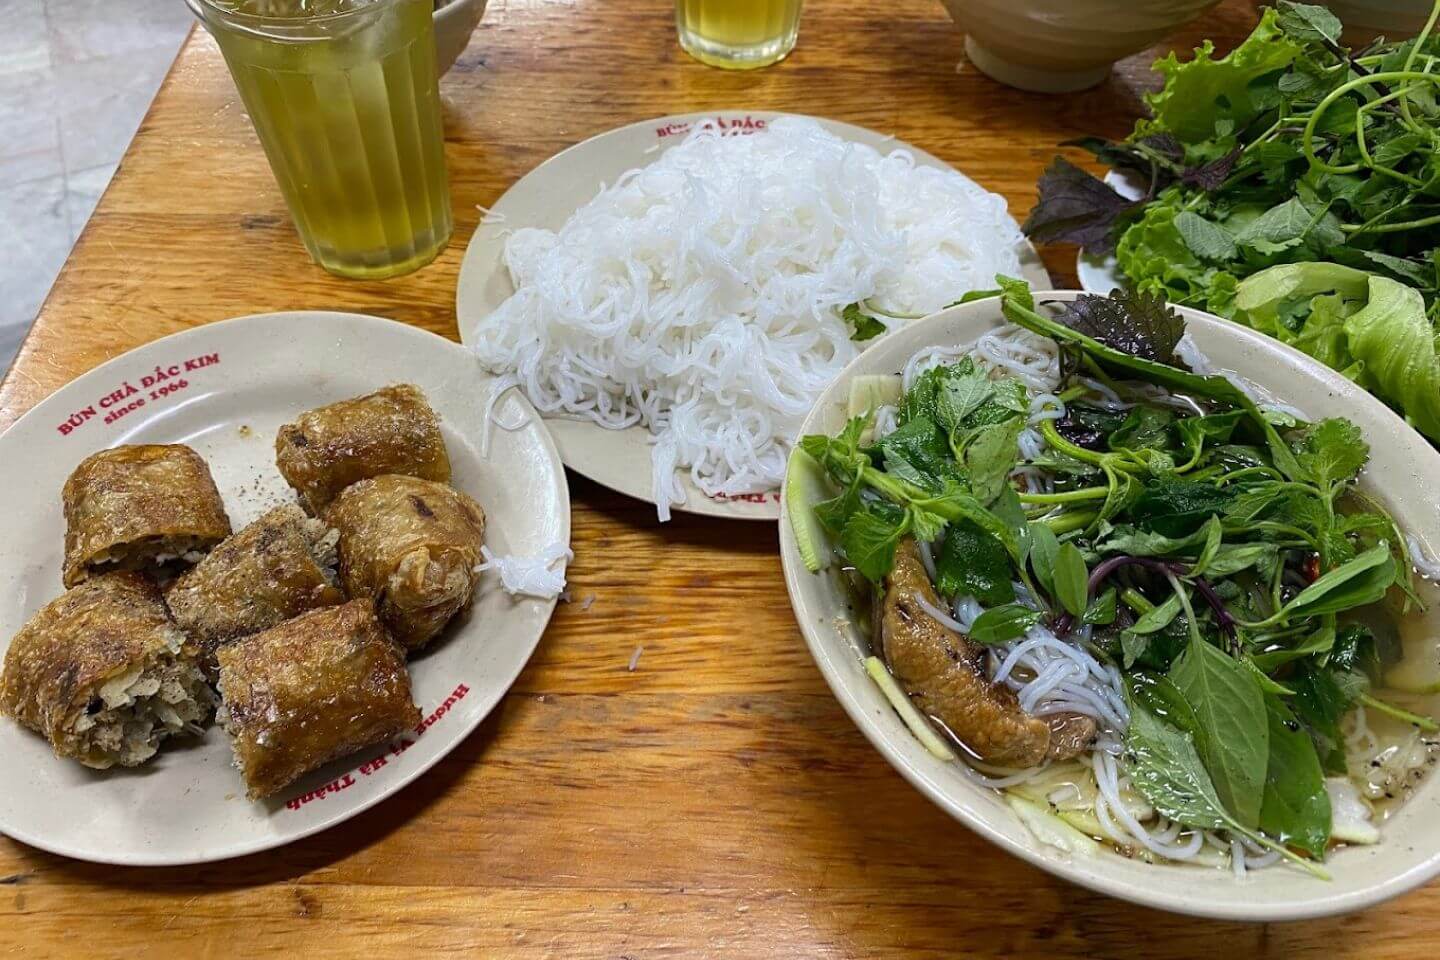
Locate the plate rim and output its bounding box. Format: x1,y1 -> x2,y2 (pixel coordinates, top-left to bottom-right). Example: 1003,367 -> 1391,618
778,291 -> 1440,921
0,310 -> 571,866
455,109 -> 1052,521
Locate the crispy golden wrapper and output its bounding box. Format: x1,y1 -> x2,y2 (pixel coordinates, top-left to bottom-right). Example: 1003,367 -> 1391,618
0,572 -> 213,769
62,444 -> 232,588
326,475 -> 485,652
274,384 -> 451,514
166,505 -> 346,676
216,600 -> 420,799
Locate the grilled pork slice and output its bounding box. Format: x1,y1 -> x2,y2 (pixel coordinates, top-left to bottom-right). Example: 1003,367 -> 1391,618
877,539 -> 1095,767
0,572 -> 213,768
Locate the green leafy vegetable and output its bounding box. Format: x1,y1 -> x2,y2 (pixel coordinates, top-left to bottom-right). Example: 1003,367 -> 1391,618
1258,694 -> 1332,858
935,520 -> 1015,606
841,302 -> 886,342
969,604 -> 1044,645
1169,640 -> 1270,829
1054,543 -> 1090,617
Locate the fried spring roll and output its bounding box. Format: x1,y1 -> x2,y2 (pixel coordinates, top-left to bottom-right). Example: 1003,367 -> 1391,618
274,384 -> 451,514
216,600 -> 420,799
62,444 -> 232,587
166,505 -> 345,675
0,573 -> 213,769
326,475 -> 485,651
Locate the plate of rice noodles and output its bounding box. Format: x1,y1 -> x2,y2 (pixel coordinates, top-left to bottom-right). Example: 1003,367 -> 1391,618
780,278 -> 1440,919
0,312 -> 569,865
455,111 -> 1049,522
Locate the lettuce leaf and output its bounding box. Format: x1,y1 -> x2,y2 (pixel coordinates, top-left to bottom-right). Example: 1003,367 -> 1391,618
1143,7 -> 1303,143
1344,276 -> 1440,442
1235,264 -> 1440,442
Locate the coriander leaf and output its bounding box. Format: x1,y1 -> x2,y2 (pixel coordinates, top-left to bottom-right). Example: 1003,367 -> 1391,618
841,302 -> 886,342
1175,211 -> 1238,262
964,417 -> 1023,504
969,604 -> 1043,646
1022,157 -> 1139,255
1169,639 -> 1269,828
1054,289 -> 1185,365
1027,521 -> 1061,598
840,501 -> 909,582
1054,542 -> 1090,617
1294,418 -> 1368,497
935,519 -> 1015,606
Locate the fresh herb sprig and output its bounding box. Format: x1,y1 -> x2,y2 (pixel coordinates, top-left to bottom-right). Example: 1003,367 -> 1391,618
791,278 -> 1434,865
1023,1 -> 1440,443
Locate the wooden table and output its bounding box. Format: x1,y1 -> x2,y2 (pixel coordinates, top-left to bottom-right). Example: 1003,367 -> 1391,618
3,1 -> 1432,956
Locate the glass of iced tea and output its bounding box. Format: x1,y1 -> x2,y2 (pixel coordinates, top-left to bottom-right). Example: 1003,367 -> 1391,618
187,0 -> 452,280
675,0 -> 803,70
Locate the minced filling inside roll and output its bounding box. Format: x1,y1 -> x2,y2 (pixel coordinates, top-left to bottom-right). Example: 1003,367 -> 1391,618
72,641 -> 214,769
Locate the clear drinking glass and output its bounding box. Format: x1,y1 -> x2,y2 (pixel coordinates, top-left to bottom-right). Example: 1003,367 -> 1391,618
186,0 -> 452,280
675,0 -> 804,70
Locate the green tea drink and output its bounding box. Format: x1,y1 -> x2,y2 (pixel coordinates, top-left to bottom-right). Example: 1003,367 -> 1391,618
189,0 -> 451,279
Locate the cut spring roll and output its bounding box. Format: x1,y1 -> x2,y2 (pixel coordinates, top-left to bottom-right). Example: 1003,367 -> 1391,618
166,504 -> 345,676
216,600 -> 420,799
274,384 -> 451,514
62,443 -> 232,588
326,474 -> 485,651
0,572 -> 213,769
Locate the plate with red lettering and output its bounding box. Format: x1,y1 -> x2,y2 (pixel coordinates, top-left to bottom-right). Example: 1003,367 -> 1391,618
455,110 -> 1050,521
0,311 -> 570,865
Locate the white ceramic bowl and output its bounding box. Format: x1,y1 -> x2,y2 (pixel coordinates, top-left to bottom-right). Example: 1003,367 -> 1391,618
778,292 -> 1440,919
434,0 -> 487,75
941,0 -> 1224,92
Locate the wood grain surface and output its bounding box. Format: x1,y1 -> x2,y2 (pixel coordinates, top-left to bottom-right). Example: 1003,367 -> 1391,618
3,1 -> 1434,957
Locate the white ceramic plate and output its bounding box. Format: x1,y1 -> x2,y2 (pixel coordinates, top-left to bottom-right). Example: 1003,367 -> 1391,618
1076,169 -> 1144,293
456,110 -> 1052,520
0,312 -> 570,866
779,292 -> 1440,920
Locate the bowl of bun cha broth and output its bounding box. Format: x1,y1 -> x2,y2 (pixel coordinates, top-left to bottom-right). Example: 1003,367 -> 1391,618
781,283 -> 1440,920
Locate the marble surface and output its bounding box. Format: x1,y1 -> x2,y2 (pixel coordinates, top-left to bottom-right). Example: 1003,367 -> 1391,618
0,0 -> 191,376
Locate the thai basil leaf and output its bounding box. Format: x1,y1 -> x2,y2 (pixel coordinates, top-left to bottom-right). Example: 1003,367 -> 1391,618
1054,542 -> 1090,617
1169,639 -> 1270,829
1258,694 -> 1332,859
1027,521 -> 1061,598
1083,587 -> 1118,625
1275,543 -> 1395,621
969,604 -> 1043,646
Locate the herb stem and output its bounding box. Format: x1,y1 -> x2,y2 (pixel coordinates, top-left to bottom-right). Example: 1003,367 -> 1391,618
1018,486 -> 1110,504
1360,693 -> 1440,732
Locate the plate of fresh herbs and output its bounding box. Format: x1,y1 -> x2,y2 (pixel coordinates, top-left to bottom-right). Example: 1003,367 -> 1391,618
780,279 -> 1440,919
1025,1 -> 1440,445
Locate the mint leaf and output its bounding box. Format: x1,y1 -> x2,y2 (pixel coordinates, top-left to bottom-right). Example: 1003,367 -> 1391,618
1175,211 -> 1237,262
840,502 -> 908,582
964,417 -> 1023,504
1276,1 -> 1342,44
935,520 -> 1015,606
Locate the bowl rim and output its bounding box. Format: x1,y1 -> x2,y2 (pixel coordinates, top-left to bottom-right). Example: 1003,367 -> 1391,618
778,290 -> 1440,921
